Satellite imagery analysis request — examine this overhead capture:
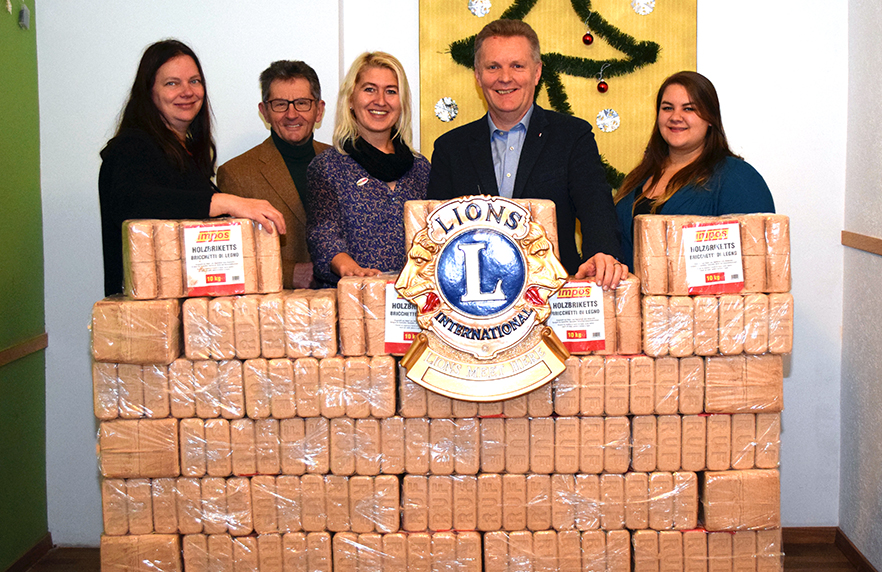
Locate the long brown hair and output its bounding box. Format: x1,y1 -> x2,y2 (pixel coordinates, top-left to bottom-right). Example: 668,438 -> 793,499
614,71 -> 739,211
111,39 -> 216,177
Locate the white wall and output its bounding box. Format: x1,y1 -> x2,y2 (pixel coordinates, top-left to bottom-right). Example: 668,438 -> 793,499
698,1 -> 846,526
38,0 -> 844,544
841,1 -> 882,567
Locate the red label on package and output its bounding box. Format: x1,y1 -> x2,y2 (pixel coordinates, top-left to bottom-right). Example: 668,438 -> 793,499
385,282 -> 420,355
183,221 -> 246,296
683,220 -> 744,294
547,281 -> 605,352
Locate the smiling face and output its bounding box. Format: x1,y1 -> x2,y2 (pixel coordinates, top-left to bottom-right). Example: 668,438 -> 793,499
259,77 -> 325,146
350,66 -> 401,145
151,55 -> 205,141
657,83 -> 710,158
475,35 -> 542,131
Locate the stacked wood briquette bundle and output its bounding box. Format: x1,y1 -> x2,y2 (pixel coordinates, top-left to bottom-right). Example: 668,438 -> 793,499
120,219 -> 283,299
92,209 -> 789,571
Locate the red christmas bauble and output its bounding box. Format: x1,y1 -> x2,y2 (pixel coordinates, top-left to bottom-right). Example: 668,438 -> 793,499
582,33 -> 594,45
597,80 -> 609,93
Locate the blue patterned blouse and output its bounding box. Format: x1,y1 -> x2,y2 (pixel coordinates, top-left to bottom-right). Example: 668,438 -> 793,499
306,148 -> 430,286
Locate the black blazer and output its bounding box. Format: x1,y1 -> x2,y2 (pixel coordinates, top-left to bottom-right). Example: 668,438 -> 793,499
427,105 -> 622,274
99,128 -> 216,296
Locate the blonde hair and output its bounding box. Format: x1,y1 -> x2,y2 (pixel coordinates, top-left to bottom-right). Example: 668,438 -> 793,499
333,51 -> 414,153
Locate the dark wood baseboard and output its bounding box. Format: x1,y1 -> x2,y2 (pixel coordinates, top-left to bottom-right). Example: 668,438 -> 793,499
783,527 -> 878,572
783,526 -> 838,544
835,528 -> 880,572
4,533 -> 53,572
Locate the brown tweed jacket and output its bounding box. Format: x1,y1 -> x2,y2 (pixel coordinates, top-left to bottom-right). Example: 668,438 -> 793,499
218,136 -> 330,288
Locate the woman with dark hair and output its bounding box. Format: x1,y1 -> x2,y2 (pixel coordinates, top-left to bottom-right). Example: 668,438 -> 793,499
614,71 -> 775,268
306,51 -> 429,287
99,39 -> 285,295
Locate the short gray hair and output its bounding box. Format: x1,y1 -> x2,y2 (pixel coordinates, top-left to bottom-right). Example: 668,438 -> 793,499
259,60 -> 321,102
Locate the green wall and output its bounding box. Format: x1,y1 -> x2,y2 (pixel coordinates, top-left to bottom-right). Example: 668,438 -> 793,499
0,1 -> 48,569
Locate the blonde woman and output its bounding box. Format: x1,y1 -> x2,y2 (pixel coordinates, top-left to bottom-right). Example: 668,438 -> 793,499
306,52 -> 429,287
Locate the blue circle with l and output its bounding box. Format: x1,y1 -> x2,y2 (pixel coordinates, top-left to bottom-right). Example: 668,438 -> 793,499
437,228 -> 525,317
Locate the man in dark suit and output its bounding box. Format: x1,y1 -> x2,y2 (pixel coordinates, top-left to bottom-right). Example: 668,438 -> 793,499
427,19 -> 627,289
218,60 -> 330,288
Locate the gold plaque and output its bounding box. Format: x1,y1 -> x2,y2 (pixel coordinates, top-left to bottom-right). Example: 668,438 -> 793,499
396,196 -> 570,401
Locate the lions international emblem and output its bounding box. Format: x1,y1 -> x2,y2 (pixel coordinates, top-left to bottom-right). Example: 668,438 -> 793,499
395,196 -> 570,401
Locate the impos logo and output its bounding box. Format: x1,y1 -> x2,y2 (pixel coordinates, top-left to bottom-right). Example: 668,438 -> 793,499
556,285 -> 592,299
694,228 -> 727,242
196,230 -> 231,243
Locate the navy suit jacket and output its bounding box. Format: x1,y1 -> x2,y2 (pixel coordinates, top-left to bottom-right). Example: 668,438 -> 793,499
427,105 -> 622,275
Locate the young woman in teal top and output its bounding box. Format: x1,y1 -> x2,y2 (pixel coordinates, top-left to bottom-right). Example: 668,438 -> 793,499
614,71 -> 775,268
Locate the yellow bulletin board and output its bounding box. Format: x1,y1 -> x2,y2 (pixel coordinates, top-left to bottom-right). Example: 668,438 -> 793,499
420,0 -> 697,187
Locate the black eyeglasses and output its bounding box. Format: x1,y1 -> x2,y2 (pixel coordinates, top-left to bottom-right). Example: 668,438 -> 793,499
266,98 -> 315,113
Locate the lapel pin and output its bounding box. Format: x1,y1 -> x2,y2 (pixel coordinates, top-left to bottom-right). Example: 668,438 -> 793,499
356,177 -> 370,187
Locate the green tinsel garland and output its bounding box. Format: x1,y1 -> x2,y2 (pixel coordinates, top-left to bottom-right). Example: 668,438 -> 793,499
541,72 -> 571,116
602,157 -> 626,190
449,0 -> 660,89
447,0 -> 661,187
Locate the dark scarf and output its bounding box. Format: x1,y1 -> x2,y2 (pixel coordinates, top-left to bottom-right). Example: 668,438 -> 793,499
272,130 -> 316,204
343,136 -> 414,182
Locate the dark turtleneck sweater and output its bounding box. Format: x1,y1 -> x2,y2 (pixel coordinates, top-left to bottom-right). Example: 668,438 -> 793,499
271,129 -> 317,205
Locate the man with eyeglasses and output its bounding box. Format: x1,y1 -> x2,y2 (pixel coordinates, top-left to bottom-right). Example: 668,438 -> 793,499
219,60 -> 329,288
